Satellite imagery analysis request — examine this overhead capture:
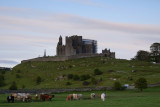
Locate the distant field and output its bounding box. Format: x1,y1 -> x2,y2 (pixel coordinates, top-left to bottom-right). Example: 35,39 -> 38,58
0,87 -> 160,107
1,56 -> 160,89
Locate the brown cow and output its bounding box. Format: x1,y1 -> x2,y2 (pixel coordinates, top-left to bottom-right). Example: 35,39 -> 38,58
66,94 -> 73,101
40,94 -> 54,101
35,94 -> 38,101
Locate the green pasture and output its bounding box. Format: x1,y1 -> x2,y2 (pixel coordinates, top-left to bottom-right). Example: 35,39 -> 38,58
0,87 -> 160,107
1,57 -> 160,89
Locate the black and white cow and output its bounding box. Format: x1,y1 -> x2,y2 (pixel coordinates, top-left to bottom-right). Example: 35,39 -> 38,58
7,96 -> 14,103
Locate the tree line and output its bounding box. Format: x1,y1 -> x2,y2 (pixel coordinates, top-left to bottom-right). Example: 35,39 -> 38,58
133,42 -> 160,63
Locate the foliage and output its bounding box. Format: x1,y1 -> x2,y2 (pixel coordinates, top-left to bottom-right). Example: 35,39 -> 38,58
94,69 -> 103,75
82,81 -> 90,86
80,74 -> 90,81
135,77 -> 147,92
91,77 -> 97,85
66,82 -> 71,85
67,74 -> 73,79
0,75 -> 5,87
36,76 -> 42,84
9,81 -> 18,90
150,43 -> 160,63
73,75 -> 80,81
113,81 -> 122,90
135,50 -> 150,62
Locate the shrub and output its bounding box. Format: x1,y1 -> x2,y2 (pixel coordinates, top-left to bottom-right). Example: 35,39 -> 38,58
127,76 -> 133,81
9,81 -> 18,90
135,77 -> 147,92
67,74 -> 73,79
108,70 -> 115,73
73,75 -> 80,81
82,81 -> 90,86
91,77 -> 97,85
66,82 -> 71,85
80,74 -> 90,81
0,75 -> 5,87
94,69 -> 103,75
36,76 -> 42,84
113,81 -> 122,90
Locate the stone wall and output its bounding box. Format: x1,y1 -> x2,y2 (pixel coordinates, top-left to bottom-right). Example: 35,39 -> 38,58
21,53 -> 106,63
1,83 -> 160,94
0,86 -> 112,94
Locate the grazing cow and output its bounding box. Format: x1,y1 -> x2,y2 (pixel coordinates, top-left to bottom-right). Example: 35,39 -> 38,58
25,94 -> 32,102
35,94 -> 38,101
90,93 -> 95,99
101,93 -> 106,101
40,94 -> 54,101
66,94 -> 73,101
77,94 -> 82,100
11,93 -> 32,102
7,96 -> 14,103
72,94 -> 82,100
73,94 -> 78,100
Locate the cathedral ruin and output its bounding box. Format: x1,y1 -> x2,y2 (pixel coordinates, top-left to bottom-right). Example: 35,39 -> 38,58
56,35 -> 97,56
21,35 -> 115,63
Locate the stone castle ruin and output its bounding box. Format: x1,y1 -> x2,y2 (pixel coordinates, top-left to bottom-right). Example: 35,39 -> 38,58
21,35 -> 115,63
57,35 -> 97,56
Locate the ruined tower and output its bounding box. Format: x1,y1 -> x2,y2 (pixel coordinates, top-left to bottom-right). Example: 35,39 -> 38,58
56,35 -> 97,56
56,36 -> 65,56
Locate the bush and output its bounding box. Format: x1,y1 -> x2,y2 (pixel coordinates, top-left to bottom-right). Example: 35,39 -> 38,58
66,82 -> 71,85
73,75 -> 80,81
82,81 -> 90,86
91,77 -> 97,85
113,81 -> 122,90
67,74 -> 73,79
94,69 -> 103,75
9,81 -> 18,90
36,76 -> 42,84
0,75 -> 5,87
80,74 -> 90,81
135,77 -> 147,92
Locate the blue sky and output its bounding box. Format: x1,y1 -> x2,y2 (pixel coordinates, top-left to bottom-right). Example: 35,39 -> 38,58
0,0 -> 160,67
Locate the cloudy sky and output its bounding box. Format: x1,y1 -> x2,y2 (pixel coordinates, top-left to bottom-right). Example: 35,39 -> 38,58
0,0 -> 160,67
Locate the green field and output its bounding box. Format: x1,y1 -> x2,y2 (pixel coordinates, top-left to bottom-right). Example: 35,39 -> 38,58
1,56 -> 160,89
0,87 -> 160,107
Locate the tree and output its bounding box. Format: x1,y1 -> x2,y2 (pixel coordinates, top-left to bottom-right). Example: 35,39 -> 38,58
36,76 -> 42,84
94,69 -> 103,75
135,50 -> 150,62
67,74 -> 73,79
135,77 -> 147,92
150,43 -> 160,63
9,81 -> 18,90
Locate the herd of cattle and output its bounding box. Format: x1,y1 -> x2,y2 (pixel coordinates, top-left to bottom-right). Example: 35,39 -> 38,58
7,92 -> 106,103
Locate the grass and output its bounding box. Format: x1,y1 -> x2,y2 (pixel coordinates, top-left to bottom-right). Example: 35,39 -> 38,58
0,56 -> 160,89
0,87 -> 160,107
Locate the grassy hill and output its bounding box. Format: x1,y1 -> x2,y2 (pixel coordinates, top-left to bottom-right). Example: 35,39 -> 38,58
1,56 -> 160,89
